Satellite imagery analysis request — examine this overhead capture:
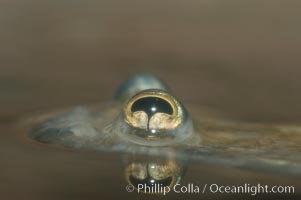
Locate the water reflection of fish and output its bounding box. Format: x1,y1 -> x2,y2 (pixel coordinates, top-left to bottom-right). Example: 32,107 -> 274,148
121,148 -> 187,194
27,74 -> 301,177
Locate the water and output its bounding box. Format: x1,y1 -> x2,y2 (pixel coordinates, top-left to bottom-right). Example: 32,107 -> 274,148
1,103 -> 297,199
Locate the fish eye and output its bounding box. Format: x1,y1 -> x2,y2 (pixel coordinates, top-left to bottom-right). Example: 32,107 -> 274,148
113,89 -> 194,146
125,90 -> 182,134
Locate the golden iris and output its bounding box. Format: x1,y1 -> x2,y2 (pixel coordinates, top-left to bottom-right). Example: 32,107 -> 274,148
124,90 -> 184,139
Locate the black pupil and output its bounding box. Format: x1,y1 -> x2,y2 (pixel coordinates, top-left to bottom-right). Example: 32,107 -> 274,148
131,97 -> 173,119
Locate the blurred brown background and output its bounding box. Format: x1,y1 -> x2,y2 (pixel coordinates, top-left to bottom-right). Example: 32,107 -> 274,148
1,0 -> 301,122
1,1 -> 301,200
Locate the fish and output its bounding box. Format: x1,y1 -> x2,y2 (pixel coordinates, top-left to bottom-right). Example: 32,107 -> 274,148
28,73 -> 301,178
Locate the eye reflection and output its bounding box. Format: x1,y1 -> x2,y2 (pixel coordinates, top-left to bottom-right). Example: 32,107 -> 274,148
121,150 -> 187,194
129,170 -> 173,188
